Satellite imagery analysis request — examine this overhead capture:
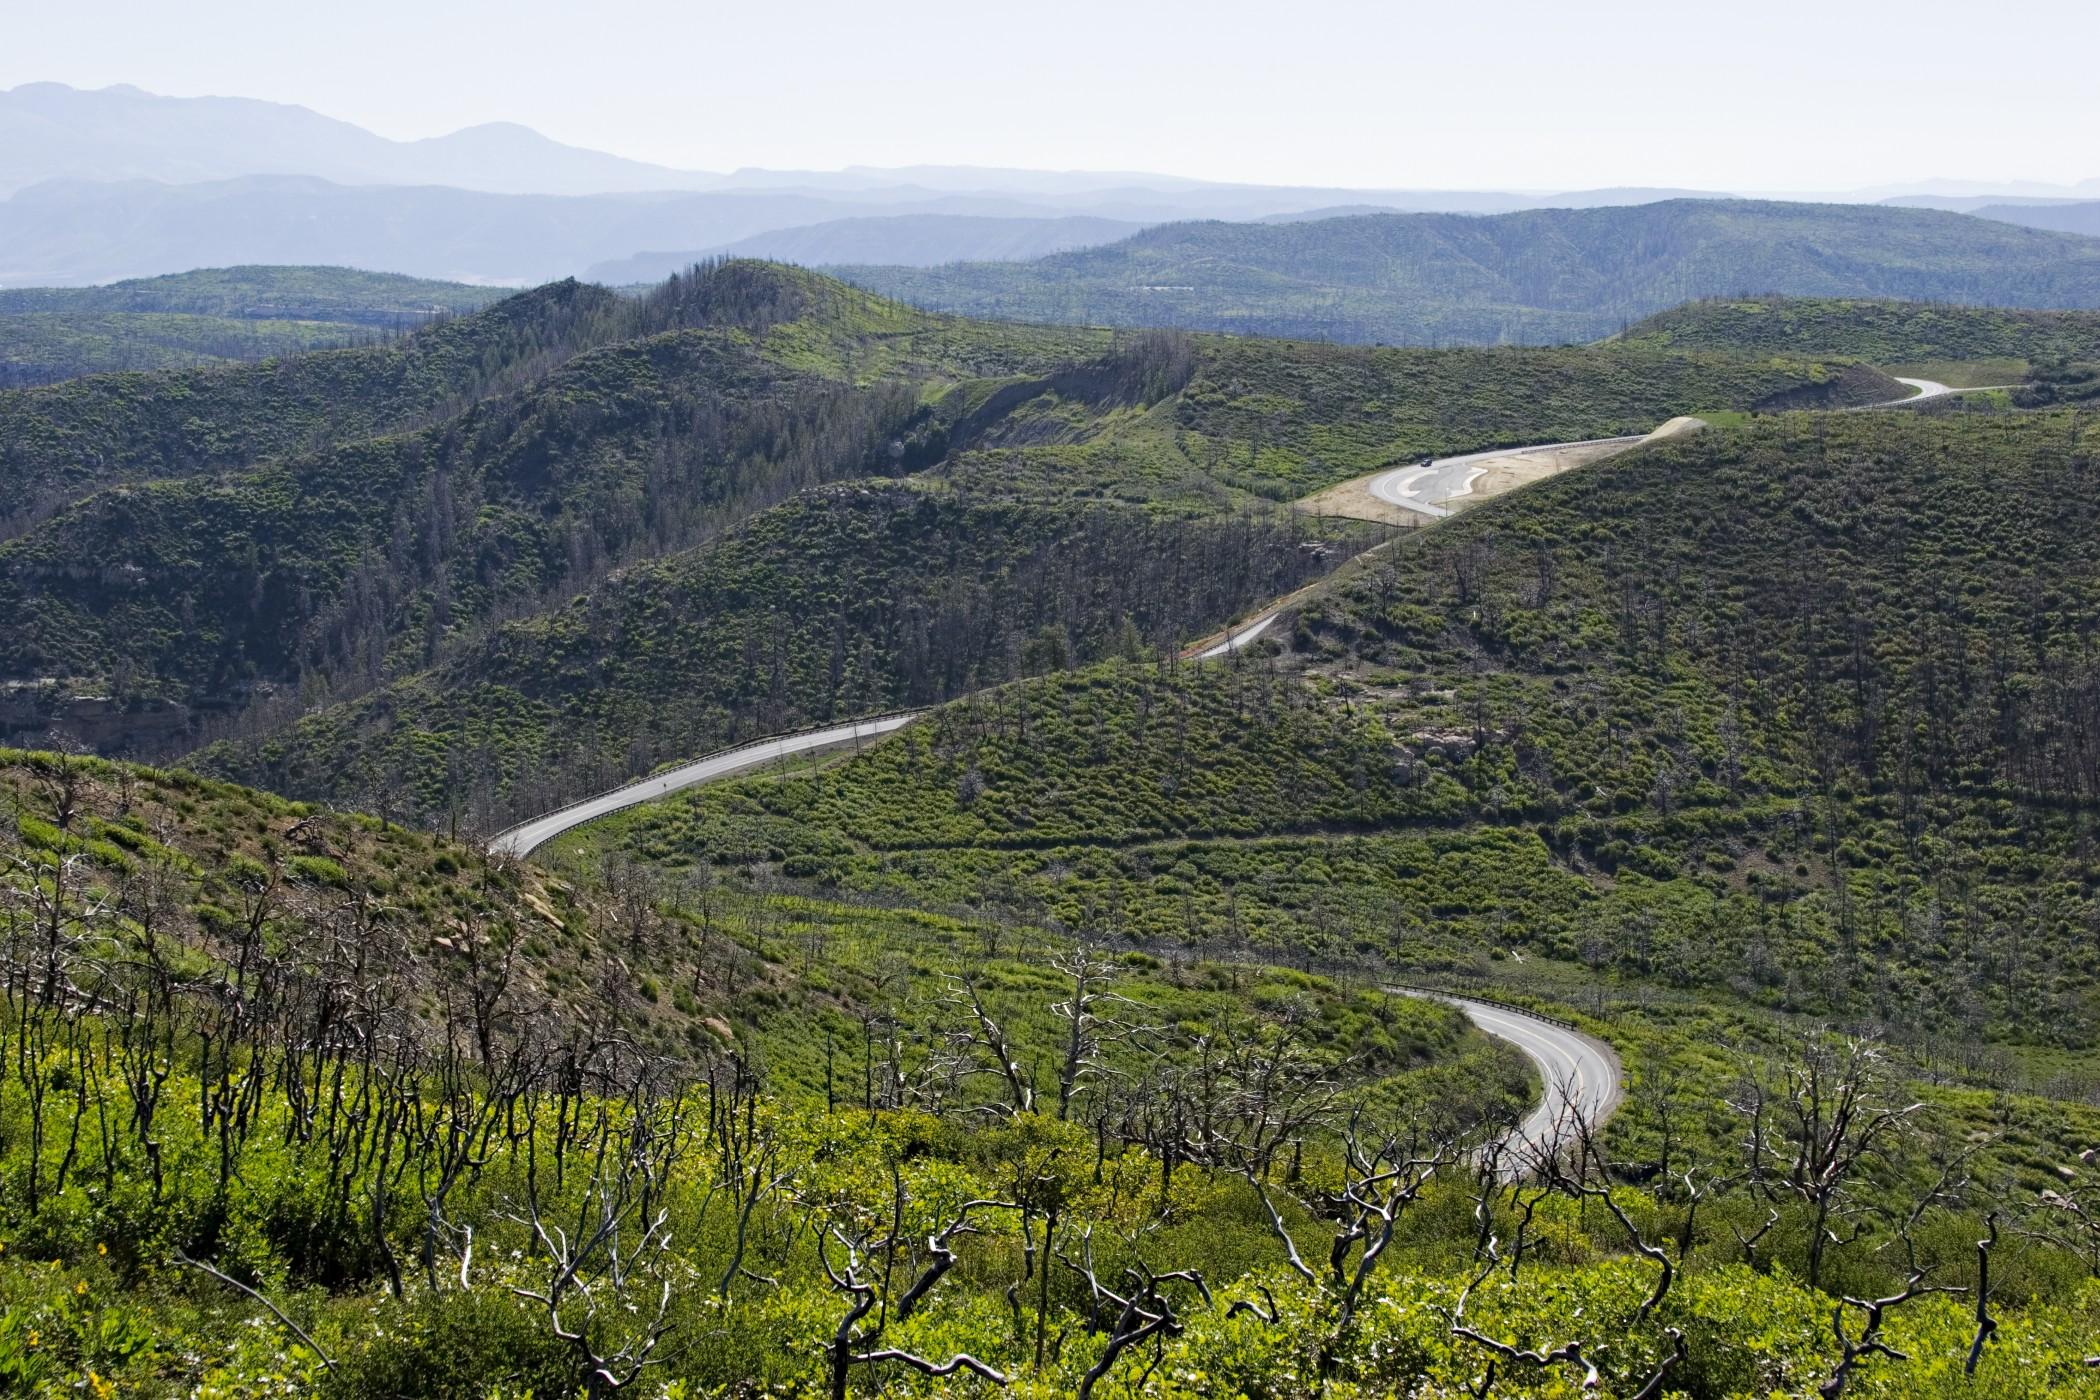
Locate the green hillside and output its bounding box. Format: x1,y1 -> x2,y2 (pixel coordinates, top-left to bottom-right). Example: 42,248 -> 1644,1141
0,310 -> 371,387
190,330 -> 1866,820
0,264 -> 511,321
0,324 -> 923,711
0,278 -> 626,523
2,263 -> 1879,781
837,199 -> 2100,345
0,261 -> 1098,526
0,265 -> 514,386
13,271 -> 2100,1398
10,749 -> 2100,1398
195,483 -> 1365,825
1620,295 -> 2100,373
576,407 -> 2100,1040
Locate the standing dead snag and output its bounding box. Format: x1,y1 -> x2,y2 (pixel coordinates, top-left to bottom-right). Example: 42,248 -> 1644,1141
1045,948 -> 1155,1123
937,973 -> 1035,1116
1729,1032 -> 1921,1290
1818,1267 -> 1960,1398
1545,1096 -> 1674,1323
1321,1116 -> 1452,1345
1965,1212 -> 1998,1376
1183,1007 -> 1457,1370
1058,1229 -> 1213,1400
1451,1282 -> 1687,1400
1450,1095 -> 1686,1397
810,1170 -> 1019,1399
507,1087 -> 690,1395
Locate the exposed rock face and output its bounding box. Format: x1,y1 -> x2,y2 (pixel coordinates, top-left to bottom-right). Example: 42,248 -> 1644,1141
0,684 -> 192,752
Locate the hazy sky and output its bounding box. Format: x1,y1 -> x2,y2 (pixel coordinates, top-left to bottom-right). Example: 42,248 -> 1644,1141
9,0 -> 2099,191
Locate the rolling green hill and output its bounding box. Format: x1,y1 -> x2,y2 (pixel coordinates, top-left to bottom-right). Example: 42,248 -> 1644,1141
0,310 -> 375,387
576,407 -> 2100,1041
0,265 -> 514,386
836,199 -> 2100,345
15,270 -> 2100,1398
0,278 -> 627,524
0,264 -> 511,322
0,323 -> 925,719
194,483 -> 1364,825
2,263 -> 1878,777
1619,295 -> 2100,372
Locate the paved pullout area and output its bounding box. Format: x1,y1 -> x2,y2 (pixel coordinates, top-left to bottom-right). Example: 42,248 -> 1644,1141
1298,423 -> 1687,527
1302,375 -> 2018,527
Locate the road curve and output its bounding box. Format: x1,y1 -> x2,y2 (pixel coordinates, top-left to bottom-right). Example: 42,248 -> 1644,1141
1359,375 -> 2001,521
489,714 -> 919,859
1396,990 -> 1622,1171
1366,436 -> 1645,519
1853,376 -> 2021,411
1891,376 -> 1954,404
1194,612 -> 1279,659
498,596 -> 1290,859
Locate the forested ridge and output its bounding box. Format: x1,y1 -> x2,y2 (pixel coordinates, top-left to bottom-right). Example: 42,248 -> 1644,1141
1619,295 -> 2100,366
0,267 -> 513,388
0,265 -> 510,323
586,408 -> 2100,1039
1,261 -> 1874,796
1,327 -> 924,711
196,485 -> 1364,827
837,199 -> 2100,345
0,278 -> 630,528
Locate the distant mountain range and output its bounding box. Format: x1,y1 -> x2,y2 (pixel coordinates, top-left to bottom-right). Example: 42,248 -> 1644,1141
834,200 -> 2100,345
0,81 -> 723,197
0,176 -> 976,285
0,83 -> 1751,218
0,174 -> 1791,288
1970,201 -> 2100,239
584,215 -> 1154,282
5,81 -> 2100,301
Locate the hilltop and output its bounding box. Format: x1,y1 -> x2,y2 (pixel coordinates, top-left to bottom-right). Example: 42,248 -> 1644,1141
586,214 -> 1154,282
0,266 -> 518,387
0,265 -> 509,322
1620,295 -> 2100,372
836,199 -> 2100,344
1974,198 -> 2100,239
1,262 -> 1878,794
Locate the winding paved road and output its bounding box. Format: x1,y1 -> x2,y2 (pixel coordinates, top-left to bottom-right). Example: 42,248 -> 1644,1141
1366,437 -> 1645,519
1360,376 -> 2007,521
1394,990 -> 1622,1170
1195,612 -> 1279,658
1455,996 -> 1621,1166
490,701 -> 1627,1151
478,366 -> 2022,1145
1890,376 -> 1954,404
491,606 -> 1290,859
488,714 -> 918,859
